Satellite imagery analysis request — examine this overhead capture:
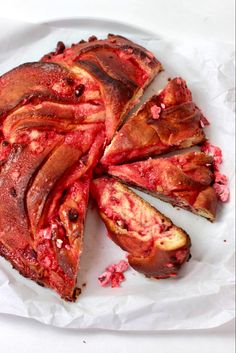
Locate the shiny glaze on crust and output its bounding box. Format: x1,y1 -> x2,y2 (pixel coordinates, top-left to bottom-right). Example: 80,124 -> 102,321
101,77 -> 206,166
0,35 -> 161,300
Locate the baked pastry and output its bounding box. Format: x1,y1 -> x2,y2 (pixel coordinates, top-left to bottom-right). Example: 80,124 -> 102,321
0,35 -> 225,300
109,151 -> 217,221
91,177 -> 191,278
0,124 -> 104,301
101,77 -> 207,166
41,34 -> 162,141
0,34 -> 162,300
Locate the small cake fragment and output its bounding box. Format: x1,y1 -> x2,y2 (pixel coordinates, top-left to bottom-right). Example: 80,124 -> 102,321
201,142 -> 230,202
213,172 -> 230,202
98,260 -> 129,287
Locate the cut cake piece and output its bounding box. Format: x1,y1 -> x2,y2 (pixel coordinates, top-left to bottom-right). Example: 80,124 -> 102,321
91,177 -> 191,278
109,151 -> 217,221
0,123 -> 104,301
101,77 -> 206,166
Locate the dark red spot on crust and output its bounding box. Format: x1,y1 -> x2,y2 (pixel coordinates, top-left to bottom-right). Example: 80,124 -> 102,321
75,84 -> 85,97
55,41 -> 66,55
68,209 -> 79,222
2,140 -> 9,147
10,187 -> 17,197
64,77 -> 74,86
88,35 -> 97,42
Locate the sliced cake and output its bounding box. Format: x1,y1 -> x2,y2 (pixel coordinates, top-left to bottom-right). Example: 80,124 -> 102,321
91,177 -> 191,278
109,151 -> 217,221
101,77 -> 207,166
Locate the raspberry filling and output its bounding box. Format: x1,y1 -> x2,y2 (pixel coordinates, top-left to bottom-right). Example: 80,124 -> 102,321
91,177 -> 174,243
102,188 -> 168,236
109,152 -> 215,209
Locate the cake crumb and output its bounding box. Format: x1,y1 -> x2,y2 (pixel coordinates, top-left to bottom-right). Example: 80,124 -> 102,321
150,105 -> 162,119
98,260 -> 129,288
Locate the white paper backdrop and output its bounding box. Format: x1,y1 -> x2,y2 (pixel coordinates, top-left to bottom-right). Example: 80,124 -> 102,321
0,18 -> 235,330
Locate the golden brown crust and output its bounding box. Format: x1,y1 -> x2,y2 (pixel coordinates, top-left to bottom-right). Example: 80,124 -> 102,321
193,187 -> 217,221
91,177 -> 191,278
101,78 -> 206,165
42,34 -> 161,74
41,35 -> 162,141
0,62 -> 85,120
128,230 -> 191,278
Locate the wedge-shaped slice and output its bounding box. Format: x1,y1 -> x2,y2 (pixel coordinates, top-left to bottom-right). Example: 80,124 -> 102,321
34,173 -> 91,301
101,77 -> 206,165
91,177 -> 191,278
109,152 -> 217,221
0,124 -> 105,301
27,144 -> 83,233
31,131 -> 105,301
42,34 -> 162,140
0,173 -> 91,302
0,135 -> 62,252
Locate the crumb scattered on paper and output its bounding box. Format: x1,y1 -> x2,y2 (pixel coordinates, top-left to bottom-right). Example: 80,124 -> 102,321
98,260 -> 129,288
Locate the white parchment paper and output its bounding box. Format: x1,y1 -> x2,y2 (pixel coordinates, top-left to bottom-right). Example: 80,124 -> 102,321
0,18 -> 235,330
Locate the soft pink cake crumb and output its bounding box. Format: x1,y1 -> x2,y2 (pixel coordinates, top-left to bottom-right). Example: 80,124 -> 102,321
201,142 -> 229,202
115,260 -> 129,272
151,105 -> 162,119
176,78 -> 182,85
214,171 -> 228,184
98,271 -> 112,286
213,171 -> 230,202
111,272 -> 125,288
201,142 -> 222,169
38,228 -> 52,240
213,183 -> 230,202
98,259 -> 129,288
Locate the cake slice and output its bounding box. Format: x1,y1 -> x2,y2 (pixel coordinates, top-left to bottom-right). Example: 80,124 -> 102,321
109,151 -> 217,221
91,177 -> 191,278
101,77 -> 207,165
0,124 -> 104,301
0,172 -> 90,301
